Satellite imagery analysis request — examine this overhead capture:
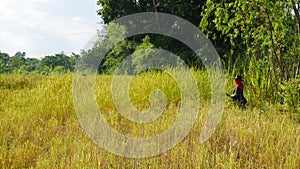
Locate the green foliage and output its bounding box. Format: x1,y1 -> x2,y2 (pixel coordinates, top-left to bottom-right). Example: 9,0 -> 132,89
102,40 -> 136,74
0,52 -> 9,70
8,53 -> 26,73
53,65 -> 66,74
106,22 -> 126,44
101,23 -> 133,74
41,53 -> 75,72
97,0 -> 204,26
131,35 -> 156,74
77,23 -> 133,74
0,51 -> 79,75
279,77 -> 300,121
200,0 -> 299,77
40,66 -> 51,75
96,0 -> 207,69
245,58 -> 275,104
0,60 -> 9,73
201,0 -> 300,104
24,58 -> 41,73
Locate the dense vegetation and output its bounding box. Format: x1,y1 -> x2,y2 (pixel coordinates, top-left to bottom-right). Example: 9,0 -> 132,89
0,51 -> 79,75
96,0 -> 299,77
95,0 -> 300,114
0,1 -> 299,168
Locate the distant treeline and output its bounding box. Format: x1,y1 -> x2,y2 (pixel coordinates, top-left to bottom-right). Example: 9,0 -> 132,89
0,51 -> 79,75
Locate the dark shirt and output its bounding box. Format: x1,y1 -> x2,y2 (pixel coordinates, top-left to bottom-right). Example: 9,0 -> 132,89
231,85 -> 247,107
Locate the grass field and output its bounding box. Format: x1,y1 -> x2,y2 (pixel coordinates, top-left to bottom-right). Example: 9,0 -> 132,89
0,73 -> 299,168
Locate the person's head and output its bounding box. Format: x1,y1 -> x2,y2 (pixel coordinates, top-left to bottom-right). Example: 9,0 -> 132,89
234,75 -> 243,83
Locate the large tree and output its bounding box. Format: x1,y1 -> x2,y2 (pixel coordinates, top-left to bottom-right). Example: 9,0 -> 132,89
41,52 -> 77,72
0,52 -> 9,73
0,52 -> 9,66
97,0 -> 204,26
7,52 -> 26,73
95,0 -> 299,79
200,0 -> 300,80
96,0 -> 207,71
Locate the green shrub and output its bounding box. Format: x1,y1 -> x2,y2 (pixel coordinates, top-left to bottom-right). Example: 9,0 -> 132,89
279,77 -> 300,121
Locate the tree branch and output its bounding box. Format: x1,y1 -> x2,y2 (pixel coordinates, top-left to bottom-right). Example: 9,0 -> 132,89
292,0 -> 300,33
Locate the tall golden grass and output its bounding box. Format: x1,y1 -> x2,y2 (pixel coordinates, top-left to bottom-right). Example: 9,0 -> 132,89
0,72 -> 299,168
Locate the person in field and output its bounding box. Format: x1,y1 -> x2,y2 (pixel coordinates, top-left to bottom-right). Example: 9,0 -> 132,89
230,75 -> 247,108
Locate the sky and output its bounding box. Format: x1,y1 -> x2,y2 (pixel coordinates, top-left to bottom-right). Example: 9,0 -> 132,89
0,0 -> 101,58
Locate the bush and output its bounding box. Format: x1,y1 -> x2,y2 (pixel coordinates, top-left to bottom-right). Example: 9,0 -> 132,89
279,77 -> 300,121
53,66 -> 65,74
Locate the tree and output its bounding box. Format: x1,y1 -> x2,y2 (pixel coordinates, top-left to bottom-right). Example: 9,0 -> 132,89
0,60 -> 8,73
0,52 -> 9,74
0,52 -> 9,66
8,52 -> 26,73
25,58 -> 41,73
14,51 -> 26,58
200,0 -> 299,80
97,0 -> 205,26
41,52 -> 75,72
199,0 -> 300,103
53,65 -> 66,74
96,0 -> 207,69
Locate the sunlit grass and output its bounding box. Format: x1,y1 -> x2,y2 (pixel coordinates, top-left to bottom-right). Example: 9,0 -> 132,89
0,72 -> 299,168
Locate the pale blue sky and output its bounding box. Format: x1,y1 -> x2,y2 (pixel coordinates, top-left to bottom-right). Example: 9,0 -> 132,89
0,0 -> 101,58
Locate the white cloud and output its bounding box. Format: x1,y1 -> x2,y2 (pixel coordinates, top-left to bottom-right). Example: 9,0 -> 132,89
0,0 -> 101,58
